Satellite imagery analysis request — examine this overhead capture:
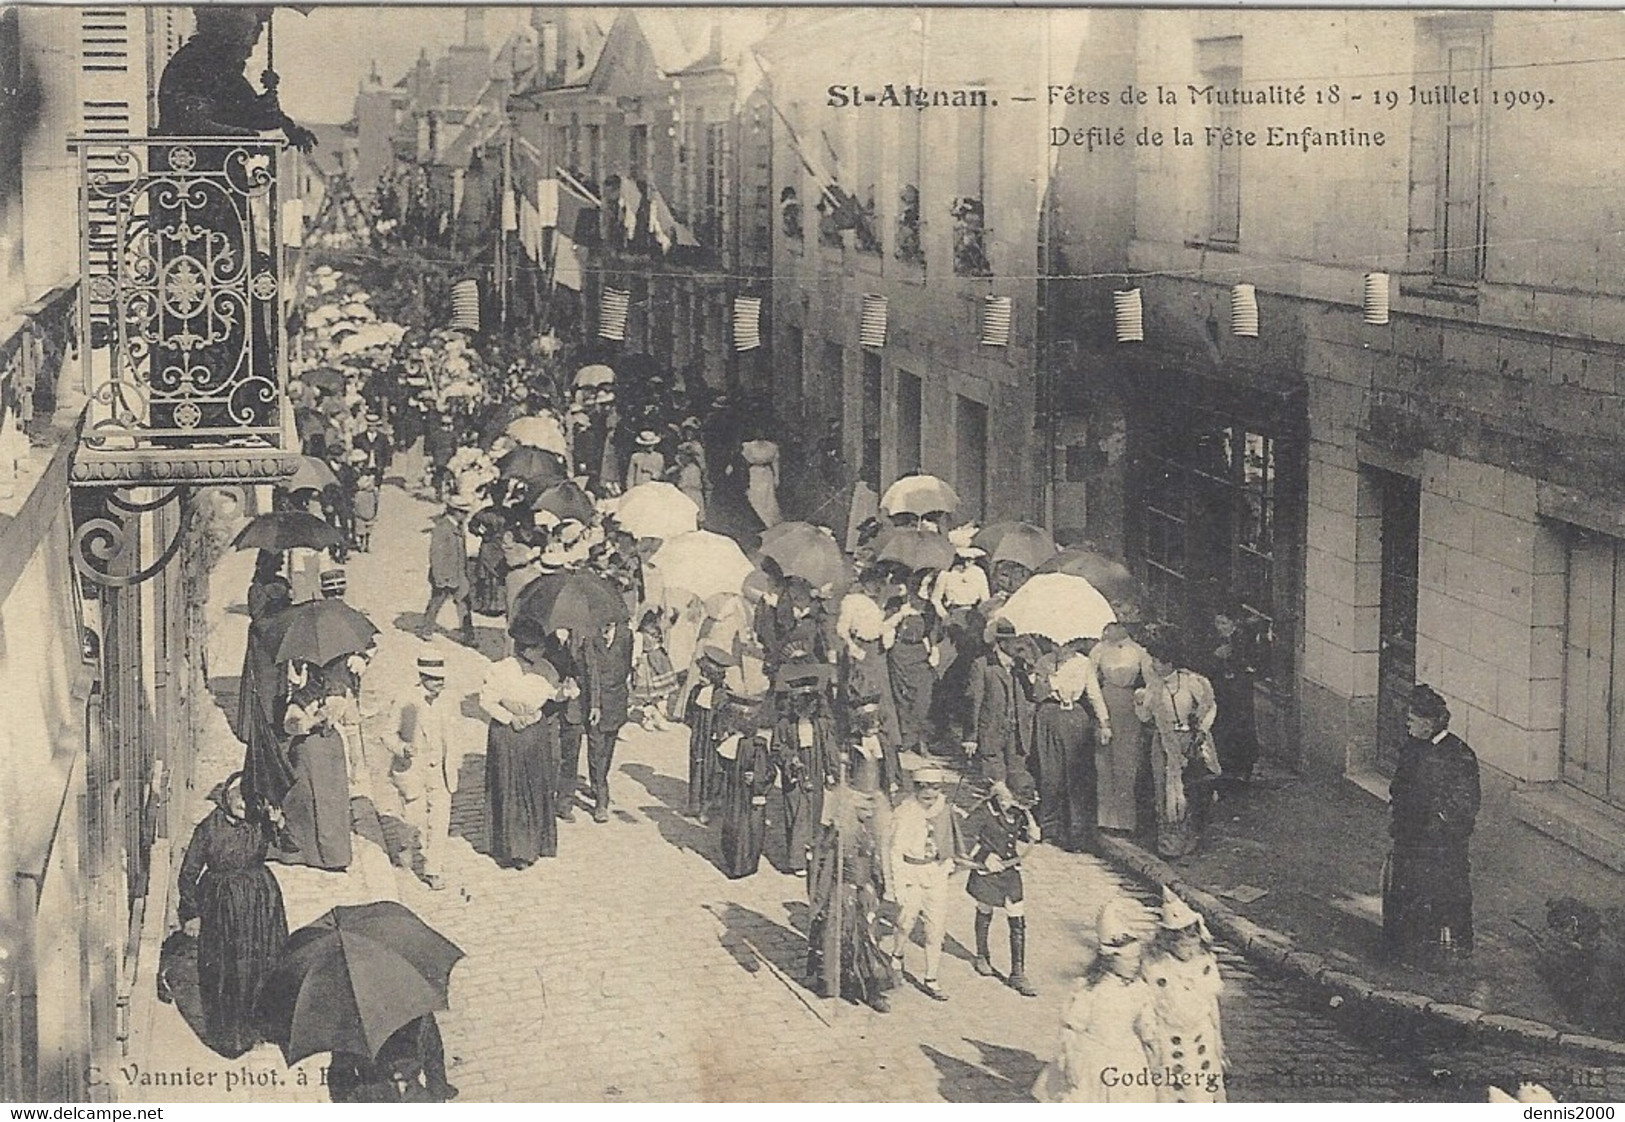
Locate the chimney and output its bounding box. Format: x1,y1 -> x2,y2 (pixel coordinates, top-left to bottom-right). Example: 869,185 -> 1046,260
464,8 -> 485,49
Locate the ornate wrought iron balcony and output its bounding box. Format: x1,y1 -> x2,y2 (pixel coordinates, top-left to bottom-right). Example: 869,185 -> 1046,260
71,137 -> 299,486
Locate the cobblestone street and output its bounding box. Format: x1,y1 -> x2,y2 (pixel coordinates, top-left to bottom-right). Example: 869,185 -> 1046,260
120,475 -> 1625,1103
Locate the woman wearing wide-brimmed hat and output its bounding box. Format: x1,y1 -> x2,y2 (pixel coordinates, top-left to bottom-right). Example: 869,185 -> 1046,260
626,429 -> 666,490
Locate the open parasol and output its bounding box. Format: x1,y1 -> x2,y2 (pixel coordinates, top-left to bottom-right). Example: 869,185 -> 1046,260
1038,547 -> 1149,622
497,445 -> 568,491
531,480 -> 596,524
873,526 -> 956,572
506,413 -> 569,457
572,363 -> 616,389
266,598 -> 378,666
613,481 -> 700,540
648,531 -> 757,603
974,521 -> 1059,572
259,900 -> 463,1066
994,572 -> 1118,644
880,474 -> 960,518
756,522 -> 852,593
232,510 -> 344,553
287,455 -> 339,493
509,570 -> 628,643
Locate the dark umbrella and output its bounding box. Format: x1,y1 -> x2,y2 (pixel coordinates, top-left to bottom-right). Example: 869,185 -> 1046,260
294,407 -> 337,445
509,570 -> 627,642
266,598 -> 379,666
232,510 -> 345,552
531,480 -> 596,524
874,526 -> 956,572
1039,546 -> 1149,622
497,445 -> 568,490
259,901 -> 464,1065
319,395 -> 349,417
756,522 -> 852,593
288,455 -> 339,494
301,368 -> 345,394
974,521 -> 1059,572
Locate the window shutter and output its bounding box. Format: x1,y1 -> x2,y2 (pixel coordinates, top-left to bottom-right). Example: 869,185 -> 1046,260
78,8 -> 137,136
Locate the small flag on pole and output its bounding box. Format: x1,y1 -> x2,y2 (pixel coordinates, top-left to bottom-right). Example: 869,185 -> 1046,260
733,296 -> 762,351
501,185 -> 518,232
860,293 -> 888,348
451,278 -> 480,332
980,295 -> 1012,347
599,286 -> 630,341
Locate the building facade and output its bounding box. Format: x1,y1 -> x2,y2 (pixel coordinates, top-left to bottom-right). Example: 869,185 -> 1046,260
760,11 -> 1070,522
506,8 -> 772,393
1052,10 -> 1625,864
2,6 -> 294,1098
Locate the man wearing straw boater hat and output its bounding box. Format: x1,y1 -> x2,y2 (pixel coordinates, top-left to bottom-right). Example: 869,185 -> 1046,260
389,646 -> 465,890
421,494 -> 476,646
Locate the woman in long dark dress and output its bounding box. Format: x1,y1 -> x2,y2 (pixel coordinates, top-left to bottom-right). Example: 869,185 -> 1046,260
719,708 -> 776,879
885,582 -> 940,756
177,772 -> 289,1058
684,648 -> 732,820
276,681 -> 353,870
239,574 -> 294,811
479,641 -> 562,867
1030,653 -> 1107,852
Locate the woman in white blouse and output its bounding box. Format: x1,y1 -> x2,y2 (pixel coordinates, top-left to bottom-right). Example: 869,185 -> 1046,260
1133,639 -> 1218,859
480,639 -> 568,867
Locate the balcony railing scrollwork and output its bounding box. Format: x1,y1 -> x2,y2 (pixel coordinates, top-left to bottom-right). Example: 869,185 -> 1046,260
71,137 -> 299,488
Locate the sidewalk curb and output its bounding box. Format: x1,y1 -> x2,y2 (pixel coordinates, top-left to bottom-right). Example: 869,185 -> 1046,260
1094,835 -> 1625,1064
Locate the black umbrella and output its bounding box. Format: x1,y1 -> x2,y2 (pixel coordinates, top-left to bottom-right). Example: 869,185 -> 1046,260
498,445 -> 568,490
232,511 -> 344,553
531,480 -> 596,524
266,598 -> 378,666
300,367 -> 345,394
260,901 -> 463,1065
509,570 -> 627,642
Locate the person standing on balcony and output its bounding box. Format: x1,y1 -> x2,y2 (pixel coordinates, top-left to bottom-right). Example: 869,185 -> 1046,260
157,7 -> 317,151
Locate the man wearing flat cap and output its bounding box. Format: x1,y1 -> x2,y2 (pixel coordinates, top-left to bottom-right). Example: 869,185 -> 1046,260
1382,684 -> 1480,962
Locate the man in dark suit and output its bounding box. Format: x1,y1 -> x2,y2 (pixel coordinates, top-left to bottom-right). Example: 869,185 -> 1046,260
582,616 -> 634,822
1383,684 -> 1481,962
421,498 -> 474,645
967,619 -> 1028,784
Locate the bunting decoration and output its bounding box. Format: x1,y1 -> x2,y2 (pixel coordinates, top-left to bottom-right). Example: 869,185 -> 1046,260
599,287 -> 631,341
980,295 -> 1012,347
1230,283 -> 1259,337
501,183 -> 518,233
1114,289 -> 1144,343
859,293 -> 888,349
451,278 -> 481,333
733,296 -> 762,351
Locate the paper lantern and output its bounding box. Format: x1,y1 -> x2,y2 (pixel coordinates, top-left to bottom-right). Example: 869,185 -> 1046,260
1113,289 -> 1144,343
733,296 -> 762,351
980,295 -> 1012,347
1363,272 -> 1391,325
451,278 -> 480,332
598,287 -> 630,341
1230,284 -> 1259,337
859,293 -> 888,348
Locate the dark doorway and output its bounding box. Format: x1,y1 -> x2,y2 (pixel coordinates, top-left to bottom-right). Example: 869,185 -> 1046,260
896,370 -> 922,478
955,396 -> 988,522
861,352 -> 882,489
1375,468 -> 1421,772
